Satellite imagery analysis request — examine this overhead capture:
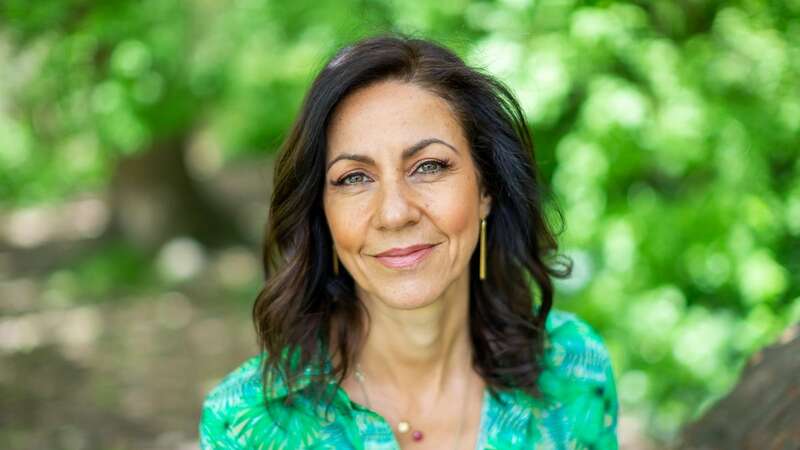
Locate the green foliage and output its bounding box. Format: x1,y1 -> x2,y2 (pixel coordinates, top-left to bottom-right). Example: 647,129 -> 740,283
44,240 -> 159,305
2,0 -> 799,444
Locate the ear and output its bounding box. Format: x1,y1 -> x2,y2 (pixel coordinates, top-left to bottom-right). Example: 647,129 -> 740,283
479,187 -> 492,220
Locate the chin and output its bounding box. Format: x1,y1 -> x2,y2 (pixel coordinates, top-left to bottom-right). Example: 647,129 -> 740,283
380,295 -> 438,310
370,281 -> 444,310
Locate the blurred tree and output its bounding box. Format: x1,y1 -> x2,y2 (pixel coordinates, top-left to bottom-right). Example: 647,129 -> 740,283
678,323 -> 800,449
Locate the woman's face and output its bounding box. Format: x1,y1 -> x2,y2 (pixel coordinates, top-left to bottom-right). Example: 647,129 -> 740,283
323,80 -> 491,310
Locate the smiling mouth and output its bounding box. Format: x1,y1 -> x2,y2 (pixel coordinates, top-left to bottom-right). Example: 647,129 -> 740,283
373,244 -> 438,270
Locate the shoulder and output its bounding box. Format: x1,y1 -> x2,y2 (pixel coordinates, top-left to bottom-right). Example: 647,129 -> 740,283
538,308 -> 619,447
198,352 -> 329,449
199,355 -> 267,449
542,308 -> 614,384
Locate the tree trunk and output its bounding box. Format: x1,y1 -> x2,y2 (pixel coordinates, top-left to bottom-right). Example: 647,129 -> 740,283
677,323 -> 800,450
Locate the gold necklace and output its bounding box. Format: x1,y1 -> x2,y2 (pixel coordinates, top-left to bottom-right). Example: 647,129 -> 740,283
353,363 -> 471,448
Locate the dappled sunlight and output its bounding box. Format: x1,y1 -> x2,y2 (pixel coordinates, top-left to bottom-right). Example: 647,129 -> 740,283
2,196 -> 109,248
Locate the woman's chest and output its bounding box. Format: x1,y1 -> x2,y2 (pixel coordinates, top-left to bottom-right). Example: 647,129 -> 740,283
335,375 -> 487,450
277,388 -> 574,450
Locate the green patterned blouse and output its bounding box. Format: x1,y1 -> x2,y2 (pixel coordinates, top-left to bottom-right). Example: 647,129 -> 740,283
199,309 -> 619,449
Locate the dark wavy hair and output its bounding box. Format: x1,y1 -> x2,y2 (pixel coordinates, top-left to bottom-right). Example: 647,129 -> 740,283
253,32 -> 572,409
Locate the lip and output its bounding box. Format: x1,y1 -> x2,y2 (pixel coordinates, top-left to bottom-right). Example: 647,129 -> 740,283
375,244 -> 436,257
374,244 -> 437,269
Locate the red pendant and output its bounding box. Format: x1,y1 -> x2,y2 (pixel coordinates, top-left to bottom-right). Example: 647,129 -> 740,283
412,430 -> 424,441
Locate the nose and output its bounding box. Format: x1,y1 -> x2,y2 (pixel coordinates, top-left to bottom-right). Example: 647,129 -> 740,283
372,176 -> 422,230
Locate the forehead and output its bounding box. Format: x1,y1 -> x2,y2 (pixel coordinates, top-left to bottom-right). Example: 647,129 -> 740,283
326,80 -> 467,157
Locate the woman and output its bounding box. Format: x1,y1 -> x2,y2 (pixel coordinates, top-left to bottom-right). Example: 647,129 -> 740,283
199,33 -> 618,449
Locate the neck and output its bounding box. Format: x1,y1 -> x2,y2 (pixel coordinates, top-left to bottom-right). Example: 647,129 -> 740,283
354,270 -> 474,399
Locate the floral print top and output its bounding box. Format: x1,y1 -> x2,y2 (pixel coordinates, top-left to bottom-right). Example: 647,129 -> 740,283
199,309 -> 619,449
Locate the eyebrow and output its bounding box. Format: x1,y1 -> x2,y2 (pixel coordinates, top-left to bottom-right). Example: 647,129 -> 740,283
325,138 -> 458,173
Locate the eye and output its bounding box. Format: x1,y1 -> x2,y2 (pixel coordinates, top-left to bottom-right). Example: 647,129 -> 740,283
414,159 -> 450,175
335,172 -> 372,186
333,159 -> 451,187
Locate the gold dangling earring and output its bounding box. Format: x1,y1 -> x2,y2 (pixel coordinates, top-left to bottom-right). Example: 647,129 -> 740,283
333,249 -> 339,275
479,218 -> 487,281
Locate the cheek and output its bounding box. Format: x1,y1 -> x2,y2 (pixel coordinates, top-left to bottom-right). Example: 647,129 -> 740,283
324,196 -> 369,250
426,180 -> 480,238
435,201 -> 472,236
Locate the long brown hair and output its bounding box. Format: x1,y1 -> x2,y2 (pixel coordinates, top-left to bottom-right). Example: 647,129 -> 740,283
253,32 -> 572,409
